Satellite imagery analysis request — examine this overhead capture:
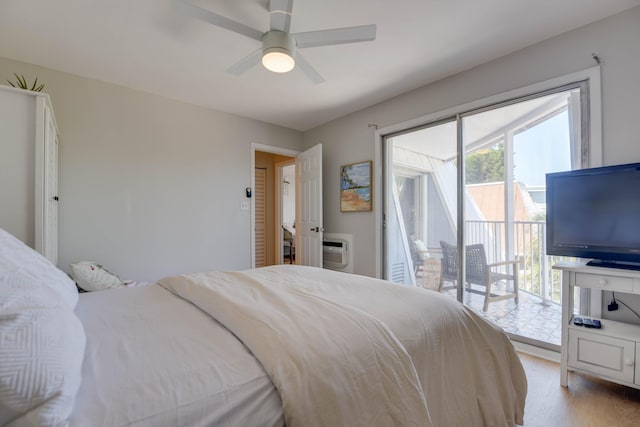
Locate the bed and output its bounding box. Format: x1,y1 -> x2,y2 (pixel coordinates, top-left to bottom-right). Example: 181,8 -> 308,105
0,227 -> 527,427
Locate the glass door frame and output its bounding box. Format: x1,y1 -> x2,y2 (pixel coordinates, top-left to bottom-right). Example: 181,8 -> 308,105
376,67 -> 602,349
456,81 -> 592,302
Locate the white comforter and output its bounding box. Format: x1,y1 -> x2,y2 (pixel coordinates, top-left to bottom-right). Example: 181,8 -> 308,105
158,265 -> 526,427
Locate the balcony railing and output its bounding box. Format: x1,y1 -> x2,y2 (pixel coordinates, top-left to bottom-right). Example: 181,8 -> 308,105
465,220 -> 564,305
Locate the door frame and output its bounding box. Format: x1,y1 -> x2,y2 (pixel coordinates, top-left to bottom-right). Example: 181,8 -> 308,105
251,143 -> 299,268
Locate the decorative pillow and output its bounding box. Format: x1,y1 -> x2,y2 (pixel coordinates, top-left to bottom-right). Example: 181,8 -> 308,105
69,261 -> 125,292
0,308 -> 86,426
415,239 -> 428,253
0,228 -> 78,311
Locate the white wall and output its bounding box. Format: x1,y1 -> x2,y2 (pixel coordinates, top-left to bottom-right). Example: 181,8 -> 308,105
0,57 -> 303,281
0,88 -> 36,248
303,6 -> 640,279
1,6 -> 638,289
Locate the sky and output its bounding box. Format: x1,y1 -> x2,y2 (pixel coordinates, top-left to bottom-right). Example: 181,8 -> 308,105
513,111 -> 572,187
342,162 -> 371,189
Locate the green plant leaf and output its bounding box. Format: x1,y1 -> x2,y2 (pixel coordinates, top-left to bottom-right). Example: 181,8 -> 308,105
11,73 -> 24,88
16,74 -> 27,89
7,74 -> 46,91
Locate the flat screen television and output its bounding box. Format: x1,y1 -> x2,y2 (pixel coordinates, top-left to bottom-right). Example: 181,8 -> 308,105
546,162 -> 640,270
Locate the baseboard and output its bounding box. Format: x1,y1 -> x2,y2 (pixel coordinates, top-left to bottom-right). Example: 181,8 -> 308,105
513,341 -> 560,363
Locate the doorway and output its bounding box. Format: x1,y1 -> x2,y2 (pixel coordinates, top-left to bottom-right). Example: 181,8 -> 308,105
280,162 -> 296,264
251,143 -> 324,269
383,80 -> 594,350
254,150 -> 296,267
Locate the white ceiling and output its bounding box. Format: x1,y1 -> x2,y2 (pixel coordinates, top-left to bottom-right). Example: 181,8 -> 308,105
0,0 -> 638,131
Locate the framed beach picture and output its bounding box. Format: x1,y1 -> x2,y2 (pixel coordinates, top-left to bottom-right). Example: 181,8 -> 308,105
340,161 -> 372,212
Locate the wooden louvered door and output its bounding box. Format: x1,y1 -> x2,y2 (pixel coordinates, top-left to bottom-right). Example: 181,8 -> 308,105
254,167 -> 267,267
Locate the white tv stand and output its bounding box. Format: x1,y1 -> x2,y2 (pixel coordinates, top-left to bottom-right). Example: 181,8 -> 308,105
554,262 -> 640,389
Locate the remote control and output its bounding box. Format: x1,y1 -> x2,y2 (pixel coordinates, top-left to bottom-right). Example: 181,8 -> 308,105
583,318 -> 602,329
573,317 -> 583,326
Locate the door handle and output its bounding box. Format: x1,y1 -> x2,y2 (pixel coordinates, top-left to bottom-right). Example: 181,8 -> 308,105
310,227 -> 325,232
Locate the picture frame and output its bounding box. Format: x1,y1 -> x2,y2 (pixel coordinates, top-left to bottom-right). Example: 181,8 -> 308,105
340,161 -> 372,212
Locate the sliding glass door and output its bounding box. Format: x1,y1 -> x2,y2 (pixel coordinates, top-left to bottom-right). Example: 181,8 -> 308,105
384,119 -> 457,288
383,82 -> 589,349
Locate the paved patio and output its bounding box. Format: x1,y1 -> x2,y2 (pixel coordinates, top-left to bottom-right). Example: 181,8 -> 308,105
420,274 -> 562,346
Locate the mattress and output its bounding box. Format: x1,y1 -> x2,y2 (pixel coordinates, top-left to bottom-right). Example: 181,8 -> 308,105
68,265 -> 526,426
70,284 -> 284,427
159,265 -> 527,427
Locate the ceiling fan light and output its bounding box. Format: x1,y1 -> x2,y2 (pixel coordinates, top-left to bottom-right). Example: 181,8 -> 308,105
262,48 -> 295,73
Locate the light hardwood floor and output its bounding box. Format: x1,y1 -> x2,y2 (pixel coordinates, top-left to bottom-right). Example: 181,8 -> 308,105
519,352 -> 640,426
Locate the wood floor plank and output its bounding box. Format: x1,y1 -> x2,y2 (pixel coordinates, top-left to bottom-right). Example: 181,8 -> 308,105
519,352 -> 640,426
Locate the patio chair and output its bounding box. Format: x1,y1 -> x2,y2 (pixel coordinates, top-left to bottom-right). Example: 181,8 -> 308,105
439,241 -> 519,311
410,237 -> 442,288
438,241 -> 458,292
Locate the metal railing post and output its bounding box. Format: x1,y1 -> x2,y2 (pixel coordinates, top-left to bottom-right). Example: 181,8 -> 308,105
541,222 -> 550,305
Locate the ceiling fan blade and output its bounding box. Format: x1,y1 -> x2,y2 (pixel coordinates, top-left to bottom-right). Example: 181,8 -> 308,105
293,24 -> 376,48
269,0 -> 293,32
295,52 -> 325,84
227,48 -> 263,75
173,0 -> 263,41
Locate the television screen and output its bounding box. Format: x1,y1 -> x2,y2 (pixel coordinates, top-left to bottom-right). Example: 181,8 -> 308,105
546,163 -> 640,269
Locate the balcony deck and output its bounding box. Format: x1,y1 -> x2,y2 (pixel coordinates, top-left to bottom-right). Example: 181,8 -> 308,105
421,279 -> 562,346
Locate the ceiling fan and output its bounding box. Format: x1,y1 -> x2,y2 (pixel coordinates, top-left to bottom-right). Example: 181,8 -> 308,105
173,0 -> 377,84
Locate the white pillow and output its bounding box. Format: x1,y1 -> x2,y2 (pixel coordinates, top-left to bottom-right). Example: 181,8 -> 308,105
70,261 -> 125,292
0,228 -> 78,311
0,228 -> 86,426
0,308 -> 86,426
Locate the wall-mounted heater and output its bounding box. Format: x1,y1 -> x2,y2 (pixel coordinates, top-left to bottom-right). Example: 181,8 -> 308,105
323,233 -> 353,273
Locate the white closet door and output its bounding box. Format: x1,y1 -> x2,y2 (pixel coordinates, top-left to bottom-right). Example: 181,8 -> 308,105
35,99 -> 58,264
44,112 -> 59,265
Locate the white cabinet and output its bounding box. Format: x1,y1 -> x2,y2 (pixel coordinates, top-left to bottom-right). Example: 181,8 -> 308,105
555,262 -> 640,389
568,326 -> 635,383
0,85 -> 59,264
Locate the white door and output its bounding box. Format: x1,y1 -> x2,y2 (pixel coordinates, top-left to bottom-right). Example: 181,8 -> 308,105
44,109 -> 59,265
296,144 -> 323,267
35,100 -> 59,265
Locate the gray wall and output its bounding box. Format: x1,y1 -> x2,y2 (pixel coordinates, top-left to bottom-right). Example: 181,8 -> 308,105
304,6 -> 640,278
0,57 -> 303,281
0,88 -> 36,247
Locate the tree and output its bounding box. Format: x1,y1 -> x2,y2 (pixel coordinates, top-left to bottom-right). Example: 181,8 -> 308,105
466,143 -> 504,184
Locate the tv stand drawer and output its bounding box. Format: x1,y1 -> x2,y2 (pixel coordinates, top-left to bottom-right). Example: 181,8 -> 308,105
575,273 -> 633,292
568,328 -> 635,383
